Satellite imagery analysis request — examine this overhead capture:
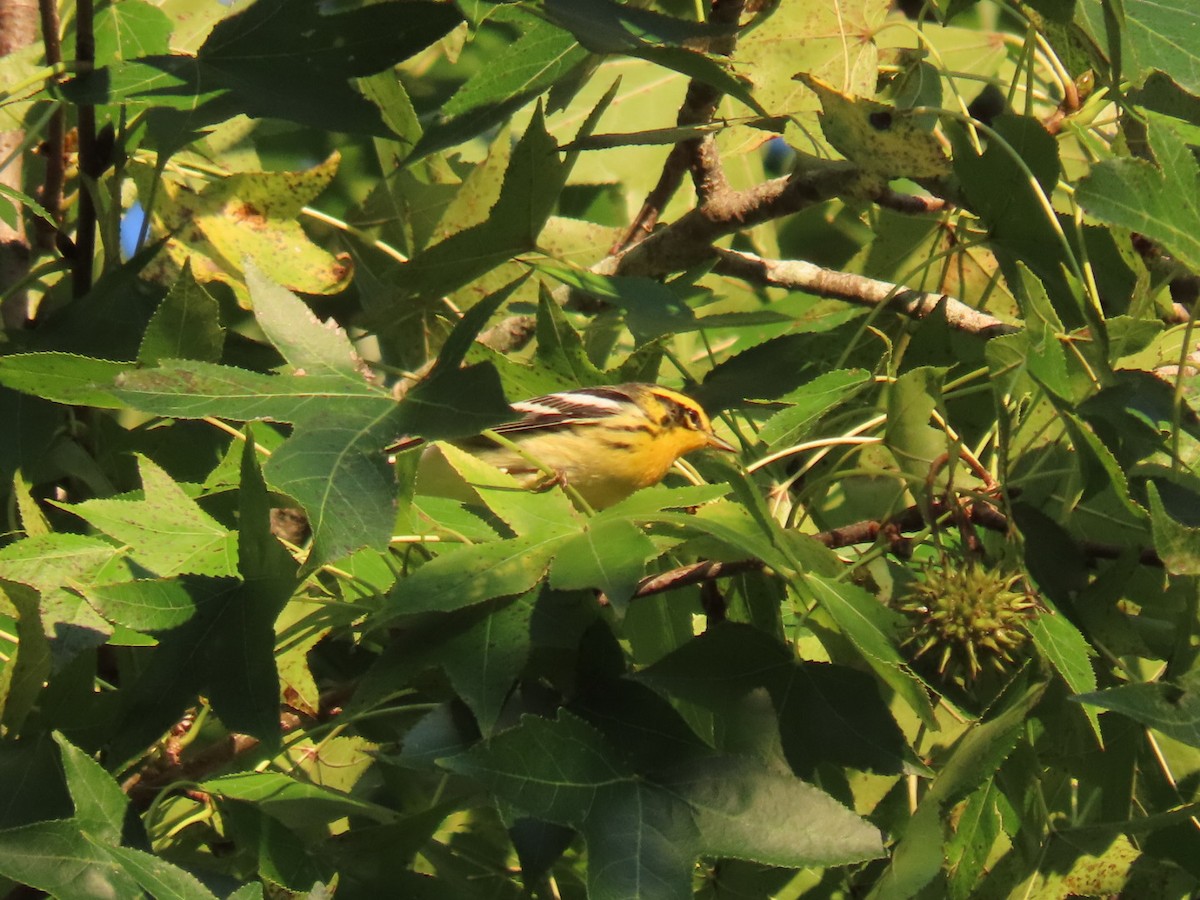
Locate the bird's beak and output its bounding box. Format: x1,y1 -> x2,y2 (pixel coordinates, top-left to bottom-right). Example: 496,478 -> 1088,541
706,432 -> 736,452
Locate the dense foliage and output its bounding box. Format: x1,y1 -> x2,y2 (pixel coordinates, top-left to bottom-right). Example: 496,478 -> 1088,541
1,0 -> 1200,896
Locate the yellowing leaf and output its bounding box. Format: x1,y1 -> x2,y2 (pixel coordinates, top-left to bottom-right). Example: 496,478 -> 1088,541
135,154 -> 352,306
798,74 -> 952,180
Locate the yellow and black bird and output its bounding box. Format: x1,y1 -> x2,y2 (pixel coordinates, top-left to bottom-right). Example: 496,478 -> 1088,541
391,383 -> 734,508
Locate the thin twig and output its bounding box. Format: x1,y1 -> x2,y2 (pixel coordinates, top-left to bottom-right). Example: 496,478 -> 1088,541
875,186 -> 948,215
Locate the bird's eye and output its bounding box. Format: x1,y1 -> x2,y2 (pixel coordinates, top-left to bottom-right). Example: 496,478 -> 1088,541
685,407 -> 702,428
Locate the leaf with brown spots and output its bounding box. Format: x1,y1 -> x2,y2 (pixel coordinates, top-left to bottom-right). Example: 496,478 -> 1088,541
133,154 -> 352,307
797,75 -> 952,181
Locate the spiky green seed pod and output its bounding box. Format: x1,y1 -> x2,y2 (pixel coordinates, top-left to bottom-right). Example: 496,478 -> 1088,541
897,562 -> 1038,680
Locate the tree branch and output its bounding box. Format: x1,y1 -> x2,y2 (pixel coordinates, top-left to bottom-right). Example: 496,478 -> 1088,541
609,159 -> 862,278
713,248 -> 1020,338
614,0 -> 746,252
0,0 -> 38,330
35,0 -> 64,254
72,0 -> 97,296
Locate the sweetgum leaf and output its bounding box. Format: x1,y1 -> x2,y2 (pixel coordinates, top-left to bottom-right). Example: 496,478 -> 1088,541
1077,0 -> 1200,96
55,454 -> 238,578
130,155 -> 351,306
138,262 -> 224,365
1076,671 -> 1200,749
805,574 -> 936,726
1077,113 -> 1200,274
800,74 -> 950,179
107,443 -> 296,764
62,0 -> 465,135
411,10 -> 589,163
0,353 -> 128,408
638,623 -> 910,775
0,734 -> 218,899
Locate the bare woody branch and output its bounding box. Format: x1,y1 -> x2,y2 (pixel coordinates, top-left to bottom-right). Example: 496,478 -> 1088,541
615,0 -> 746,252
713,248 -> 1020,339
608,159 -> 863,277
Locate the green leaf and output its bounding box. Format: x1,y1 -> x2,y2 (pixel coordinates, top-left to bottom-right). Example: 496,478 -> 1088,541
0,184 -> 55,229
638,623 -> 911,776
0,819 -> 139,899
130,154 -> 352,304
138,263 -> 224,365
603,483 -> 730,516
115,267 -> 418,564
115,315 -> 510,564
662,756 -> 884,867
549,516 -> 657,606
1027,608 -> 1101,744
384,531 -> 573,618
799,74 -> 951,179
446,708 -> 882,896
1077,0 -> 1200,96
0,734 -> 203,900
203,772 -> 395,825
245,263 -> 360,377
534,290 -> 606,387
884,366 -> 947,490
758,369 -> 872,448
441,593 -> 537,735
411,10 -> 589,163
95,0 -> 171,63
104,845 -> 219,900
869,680 -> 1046,899
737,0 -> 889,132
396,362 -> 515,442
0,353 -> 128,408
544,0 -> 734,48
1147,482 -> 1200,575
108,443 -> 296,764
79,577 -> 200,633
945,782 -> 1004,899
948,115 -> 1077,325
64,0 -> 465,135
535,263 -> 698,339
1075,670 -> 1200,749
542,0 -> 765,115
692,320 -> 868,411
644,503 -> 794,575
56,455 -> 238,578
395,104 -> 567,302
429,442 -> 578,535
804,574 -> 936,726
1057,410 -> 1148,527
443,711 -> 699,899
102,580 -> 249,764
0,533 -> 122,595
0,580 -> 51,733
114,360 -> 392,423
445,711 -> 634,824
1077,113 -> 1200,274
584,783 -> 698,900
1015,265 -> 1071,399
